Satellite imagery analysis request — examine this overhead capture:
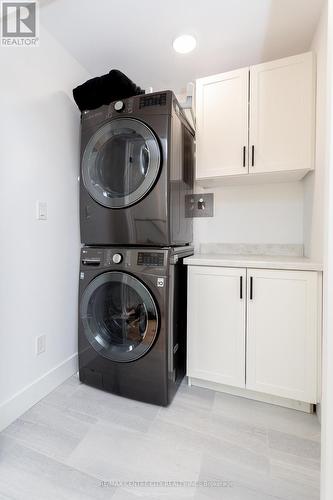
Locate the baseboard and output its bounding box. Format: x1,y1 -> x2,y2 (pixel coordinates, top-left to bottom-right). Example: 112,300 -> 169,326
187,377 -> 313,413
0,353 -> 78,432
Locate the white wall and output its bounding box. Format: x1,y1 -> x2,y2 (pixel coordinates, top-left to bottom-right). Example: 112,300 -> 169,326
303,5 -> 328,261
193,182 -> 304,252
320,0 -> 333,497
0,26 -> 90,430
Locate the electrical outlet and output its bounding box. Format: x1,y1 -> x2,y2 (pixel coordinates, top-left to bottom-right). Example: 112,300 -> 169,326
36,335 -> 46,355
185,193 -> 214,218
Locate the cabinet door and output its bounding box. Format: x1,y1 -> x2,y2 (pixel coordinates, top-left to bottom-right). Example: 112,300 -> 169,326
187,266 -> 246,387
196,68 -> 249,178
246,269 -> 320,403
249,52 -> 315,174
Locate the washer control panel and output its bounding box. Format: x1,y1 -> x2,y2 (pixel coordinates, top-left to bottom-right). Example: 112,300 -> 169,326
81,248 -> 167,270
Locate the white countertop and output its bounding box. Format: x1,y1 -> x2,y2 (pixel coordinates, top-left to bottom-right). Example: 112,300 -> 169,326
184,254 -> 323,271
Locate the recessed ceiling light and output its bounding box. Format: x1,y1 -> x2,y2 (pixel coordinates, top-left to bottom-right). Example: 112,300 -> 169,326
173,34 -> 196,54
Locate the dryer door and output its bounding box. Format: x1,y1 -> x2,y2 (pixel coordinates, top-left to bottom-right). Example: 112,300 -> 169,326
80,271 -> 159,362
82,118 -> 161,208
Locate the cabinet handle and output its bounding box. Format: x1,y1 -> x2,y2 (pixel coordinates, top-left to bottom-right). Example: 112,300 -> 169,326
251,145 -> 255,167
240,276 -> 243,299
250,276 -> 253,300
242,146 -> 246,168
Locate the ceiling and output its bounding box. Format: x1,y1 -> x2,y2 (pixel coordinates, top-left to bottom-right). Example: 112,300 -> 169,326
40,0 -> 324,95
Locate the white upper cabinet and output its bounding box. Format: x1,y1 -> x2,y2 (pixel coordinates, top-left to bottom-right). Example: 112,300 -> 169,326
195,52 -> 315,182
196,69 -> 249,178
249,53 -> 315,174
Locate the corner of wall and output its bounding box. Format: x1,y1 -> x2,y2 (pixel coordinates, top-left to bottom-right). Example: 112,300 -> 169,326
303,3 -> 328,261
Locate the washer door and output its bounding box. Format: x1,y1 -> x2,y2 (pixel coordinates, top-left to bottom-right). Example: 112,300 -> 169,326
80,272 -> 159,362
82,118 -> 161,208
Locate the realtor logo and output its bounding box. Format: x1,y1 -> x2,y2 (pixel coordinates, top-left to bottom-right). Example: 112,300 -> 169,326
1,1 -> 39,46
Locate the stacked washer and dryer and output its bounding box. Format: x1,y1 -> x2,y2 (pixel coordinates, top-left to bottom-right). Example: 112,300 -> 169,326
78,90 -> 195,406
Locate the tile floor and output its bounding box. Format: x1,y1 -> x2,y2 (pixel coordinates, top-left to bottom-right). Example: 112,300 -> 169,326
0,375 -> 320,499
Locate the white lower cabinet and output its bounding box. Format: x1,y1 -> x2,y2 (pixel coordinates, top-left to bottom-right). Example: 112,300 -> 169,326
246,269 -> 320,403
187,266 -> 246,388
187,266 -> 321,404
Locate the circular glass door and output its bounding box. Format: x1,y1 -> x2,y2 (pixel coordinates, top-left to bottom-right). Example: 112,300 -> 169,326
80,272 -> 159,362
82,118 -> 161,209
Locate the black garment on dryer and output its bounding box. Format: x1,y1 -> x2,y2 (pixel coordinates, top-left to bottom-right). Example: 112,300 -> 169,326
72,69 -> 144,112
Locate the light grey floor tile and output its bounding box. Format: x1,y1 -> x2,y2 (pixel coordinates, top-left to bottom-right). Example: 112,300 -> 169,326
201,437 -> 270,475
270,458 -> 320,488
71,383 -> 160,420
55,373 -> 81,393
199,452 -> 319,500
213,392 -> 320,441
40,376 -> 81,407
137,417 -> 270,488
2,400 -> 95,462
106,489 -> 138,500
0,435 -> 116,500
268,429 -> 320,460
154,408 -> 269,474
0,377 -> 321,500
208,411 -> 268,455
157,399 -> 212,433
176,382 -> 216,411
147,418 -> 268,480
193,485 -> 280,500
148,418 -> 209,453
269,448 -> 320,474
66,421 -> 202,484
38,374 -> 82,409
46,382 -> 160,434
112,486 -> 195,499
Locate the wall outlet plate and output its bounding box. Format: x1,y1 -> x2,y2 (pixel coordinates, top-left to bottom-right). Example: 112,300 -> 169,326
185,193 -> 214,218
36,334 -> 46,355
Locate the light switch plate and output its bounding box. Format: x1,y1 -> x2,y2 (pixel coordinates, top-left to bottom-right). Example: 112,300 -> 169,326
185,193 -> 214,218
36,201 -> 47,220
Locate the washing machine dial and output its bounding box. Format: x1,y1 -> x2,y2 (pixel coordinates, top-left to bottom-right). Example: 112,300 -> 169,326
112,253 -> 123,264
114,100 -> 124,112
